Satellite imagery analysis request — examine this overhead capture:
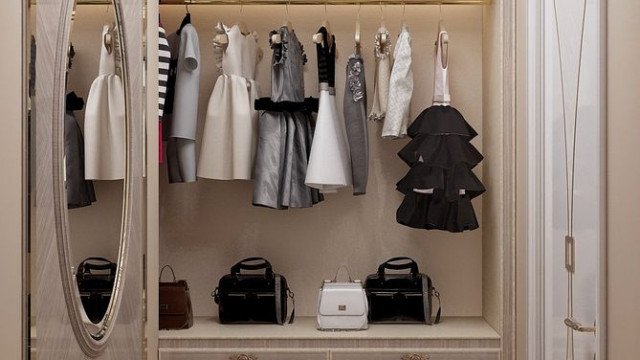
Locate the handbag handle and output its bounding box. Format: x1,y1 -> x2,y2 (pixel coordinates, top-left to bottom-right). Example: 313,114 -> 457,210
332,265 -> 354,282
377,257 -> 419,277
159,265 -> 177,282
78,257 -> 116,274
231,257 -> 274,278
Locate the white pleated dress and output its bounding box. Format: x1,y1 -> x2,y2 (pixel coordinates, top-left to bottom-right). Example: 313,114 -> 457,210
198,24 -> 261,180
305,27 -> 351,193
84,25 -> 126,180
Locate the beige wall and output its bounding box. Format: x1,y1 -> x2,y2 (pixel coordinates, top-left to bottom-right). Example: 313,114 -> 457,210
607,1 -> 640,358
0,1 -> 24,359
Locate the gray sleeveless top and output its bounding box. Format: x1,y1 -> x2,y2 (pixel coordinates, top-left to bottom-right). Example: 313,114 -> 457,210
270,27 -> 306,103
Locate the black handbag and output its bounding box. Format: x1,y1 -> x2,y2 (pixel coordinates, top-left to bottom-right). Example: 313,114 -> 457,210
364,257 -> 441,325
212,257 -> 295,325
75,257 -> 116,324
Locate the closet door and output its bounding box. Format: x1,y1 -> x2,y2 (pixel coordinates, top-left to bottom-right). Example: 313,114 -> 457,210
30,0 -> 145,358
527,0 -> 606,359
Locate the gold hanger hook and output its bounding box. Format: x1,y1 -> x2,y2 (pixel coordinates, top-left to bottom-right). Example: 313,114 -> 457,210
324,0 -> 328,21
402,1 -> 406,23
185,0 -> 190,14
439,1 -> 443,22
379,1 -> 385,25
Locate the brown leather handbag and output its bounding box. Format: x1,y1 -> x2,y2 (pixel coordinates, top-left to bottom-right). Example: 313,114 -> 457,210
159,265 -> 193,330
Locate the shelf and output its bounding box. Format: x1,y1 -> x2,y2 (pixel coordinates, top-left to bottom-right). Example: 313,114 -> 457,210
161,316 -> 499,340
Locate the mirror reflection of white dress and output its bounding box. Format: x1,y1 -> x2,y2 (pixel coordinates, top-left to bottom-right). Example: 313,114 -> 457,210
198,24 -> 261,181
84,25 -> 126,180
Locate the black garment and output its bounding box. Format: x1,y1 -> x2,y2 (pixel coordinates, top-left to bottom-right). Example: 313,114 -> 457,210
65,92 -> 96,209
395,105 -> 485,232
315,27 -> 336,88
254,97 -> 319,113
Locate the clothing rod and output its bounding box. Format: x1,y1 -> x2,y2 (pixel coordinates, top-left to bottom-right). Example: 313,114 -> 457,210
68,0 -> 489,5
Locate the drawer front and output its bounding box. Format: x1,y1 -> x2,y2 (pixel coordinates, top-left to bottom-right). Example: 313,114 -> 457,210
159,349 -> 329,360
330,349 -> 500,360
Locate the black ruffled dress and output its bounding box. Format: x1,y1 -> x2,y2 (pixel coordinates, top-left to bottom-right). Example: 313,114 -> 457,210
395,28 -> 485,232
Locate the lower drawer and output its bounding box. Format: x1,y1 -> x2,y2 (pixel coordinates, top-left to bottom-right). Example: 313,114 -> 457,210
330,349 -> 500,360
159,349 -> 329,360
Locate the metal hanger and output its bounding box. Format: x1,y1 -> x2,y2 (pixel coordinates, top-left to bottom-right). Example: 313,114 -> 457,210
435,2 -> 449,68
284,1 -> 293,29
235,0 -> 250,35
177,0 -> 192,35
401,1 -> 407,26
354,3 -> 361,54
313,0 -> 332,47
272,1 -> 292,44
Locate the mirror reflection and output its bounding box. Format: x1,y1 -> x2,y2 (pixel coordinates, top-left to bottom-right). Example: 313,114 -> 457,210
64,3 -> 125,332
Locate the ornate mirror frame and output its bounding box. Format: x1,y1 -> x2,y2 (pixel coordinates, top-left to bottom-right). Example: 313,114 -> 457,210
35,0 -> 144,357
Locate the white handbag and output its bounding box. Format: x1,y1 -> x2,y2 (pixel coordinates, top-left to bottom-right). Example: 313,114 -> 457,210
317,266 -> 369,331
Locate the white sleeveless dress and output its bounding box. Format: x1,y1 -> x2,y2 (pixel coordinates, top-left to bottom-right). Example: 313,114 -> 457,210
84,25 -> 126,180
198,24 -> 261,180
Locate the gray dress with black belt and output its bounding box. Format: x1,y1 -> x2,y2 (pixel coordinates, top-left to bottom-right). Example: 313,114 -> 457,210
252,26 -> 323,209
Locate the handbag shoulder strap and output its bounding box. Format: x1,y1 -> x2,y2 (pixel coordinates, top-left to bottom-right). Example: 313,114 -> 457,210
287,288 -> 295,324
422,274 -> 442,325
274,275 -> 296,325
275,275 -> 283,325
159,265 -> 177,282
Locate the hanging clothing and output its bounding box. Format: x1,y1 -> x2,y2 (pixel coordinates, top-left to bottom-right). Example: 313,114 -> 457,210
158,21 -> 171,163
84,24 -> 126,180
343,54 -> 369,195
162,30 -> 180,137
383,24 -> 413,139
369,26 -> 391,122
198,23 -> 261,181
166,23 -> 200,183
395,28 -> 485,232
65,92 -> 96,209
253,26 -> 323,209
305,27 -> 351,193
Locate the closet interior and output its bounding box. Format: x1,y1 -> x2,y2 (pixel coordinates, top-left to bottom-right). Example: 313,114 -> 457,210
150,0 -> 511,359
26,0 -> 513,358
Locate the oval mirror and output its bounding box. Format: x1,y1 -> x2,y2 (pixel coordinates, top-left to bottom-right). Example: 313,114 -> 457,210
53,0 -> 130,355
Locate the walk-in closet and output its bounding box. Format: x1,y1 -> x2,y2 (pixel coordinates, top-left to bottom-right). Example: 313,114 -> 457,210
27,0 -> 517,359
150,1 -> 514,359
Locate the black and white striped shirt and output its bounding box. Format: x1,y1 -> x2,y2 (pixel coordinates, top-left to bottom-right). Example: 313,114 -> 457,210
159,23 -> 171,118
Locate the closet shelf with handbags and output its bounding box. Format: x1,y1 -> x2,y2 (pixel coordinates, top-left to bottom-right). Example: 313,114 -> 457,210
151,1 -> 511,360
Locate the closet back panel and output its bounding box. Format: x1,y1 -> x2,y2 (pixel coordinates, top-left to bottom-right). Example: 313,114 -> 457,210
159,5 -> 484,317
